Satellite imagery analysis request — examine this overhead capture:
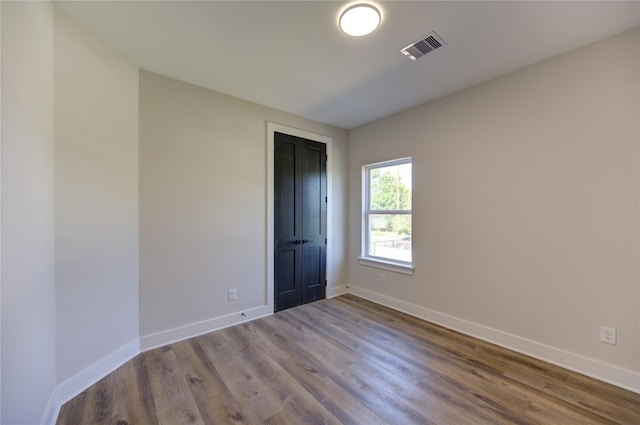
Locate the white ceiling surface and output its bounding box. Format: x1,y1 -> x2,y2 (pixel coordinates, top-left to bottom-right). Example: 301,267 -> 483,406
53,1 -> 640,130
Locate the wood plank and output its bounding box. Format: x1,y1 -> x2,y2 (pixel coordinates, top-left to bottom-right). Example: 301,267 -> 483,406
311,298 -> 628,425
324,297 -> 622,425
144,347 -> 206,425
56,295 -> 640,425
288,305 -> 530,425
171,338 -> 258,424
75,373 -> 113,425
288,302 -> 525,425
251,318 -> 391,425
264,312 -> 438,425
55,390 -> 87,425
110,355 -> 160,425
504,364 -> 638,424
196,330 -> 283,421
216,328 -> 343,424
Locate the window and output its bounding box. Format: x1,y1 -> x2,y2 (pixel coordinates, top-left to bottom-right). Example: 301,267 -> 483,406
359,158 -> 414,275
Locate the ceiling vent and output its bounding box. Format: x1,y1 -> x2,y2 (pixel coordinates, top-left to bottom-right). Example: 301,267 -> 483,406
401,32 -> 447,61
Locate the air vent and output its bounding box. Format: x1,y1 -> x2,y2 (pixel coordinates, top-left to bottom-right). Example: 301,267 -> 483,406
401,31 -> 447,61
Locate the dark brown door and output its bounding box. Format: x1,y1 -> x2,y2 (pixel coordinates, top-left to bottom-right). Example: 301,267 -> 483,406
274,132 -> 326,312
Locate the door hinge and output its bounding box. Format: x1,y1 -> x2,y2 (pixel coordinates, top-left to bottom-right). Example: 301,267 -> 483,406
325,280 -> 327,287
325,196 -> 327,203
325,238 -> 327,244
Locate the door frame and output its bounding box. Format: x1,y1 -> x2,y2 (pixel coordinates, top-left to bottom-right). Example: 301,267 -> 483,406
266,122 -> 332,313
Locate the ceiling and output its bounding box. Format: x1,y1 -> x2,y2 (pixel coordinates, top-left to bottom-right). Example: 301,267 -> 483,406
53,1 -> 640,130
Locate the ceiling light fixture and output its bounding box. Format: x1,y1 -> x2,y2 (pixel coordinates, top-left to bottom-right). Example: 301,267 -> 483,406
339,4 -> 381,37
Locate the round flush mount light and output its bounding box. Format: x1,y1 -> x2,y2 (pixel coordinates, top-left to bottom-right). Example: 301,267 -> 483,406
339,4 -> 381,37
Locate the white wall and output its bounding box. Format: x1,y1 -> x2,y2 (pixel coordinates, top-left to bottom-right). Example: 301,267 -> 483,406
54,11 -> 139,383
139,71 -> 348,343
1,2 -> 57,424
348,28 -> 640,387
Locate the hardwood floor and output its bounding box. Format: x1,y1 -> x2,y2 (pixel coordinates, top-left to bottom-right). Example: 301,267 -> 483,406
56,295 -> 640,424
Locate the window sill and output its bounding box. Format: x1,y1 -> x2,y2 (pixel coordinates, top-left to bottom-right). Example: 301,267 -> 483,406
357,257 -> 415,276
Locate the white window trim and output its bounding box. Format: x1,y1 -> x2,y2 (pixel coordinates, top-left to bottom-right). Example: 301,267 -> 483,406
357,256 -> 415,275
360,157 -> 414,275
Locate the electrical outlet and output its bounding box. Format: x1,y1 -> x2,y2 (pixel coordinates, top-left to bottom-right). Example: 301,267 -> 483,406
379,273 -> 386,284
228,289 -> 237,301
600,326 -> 616,345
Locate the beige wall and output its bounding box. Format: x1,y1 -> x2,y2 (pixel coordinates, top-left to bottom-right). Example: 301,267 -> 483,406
139,71 -> 348,338
348,28 -> 640,375
54,11 -> 139,383
1,2 -> 57,423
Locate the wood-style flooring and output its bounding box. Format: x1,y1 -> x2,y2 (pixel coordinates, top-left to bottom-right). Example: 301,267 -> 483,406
56,295 -> 640,424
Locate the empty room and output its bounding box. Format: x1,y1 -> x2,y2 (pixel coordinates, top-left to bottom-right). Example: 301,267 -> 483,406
1,1 -> 639,424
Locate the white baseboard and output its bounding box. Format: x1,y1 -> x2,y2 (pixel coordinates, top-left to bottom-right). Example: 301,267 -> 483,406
345,284 -> 640,394
327,284 -> 348,298
42,386 -> 60,425
140,304 -> 273,352
42,287 -> 638,425
46,305 -> 274,424
43,338 -> 141,425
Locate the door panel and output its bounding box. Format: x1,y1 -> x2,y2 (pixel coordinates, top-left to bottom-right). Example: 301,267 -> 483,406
301,141 -> 326,305
279,249 -> 297,293
275,135 -> 302,311
275,140 -> 298,237
301,245 -> 323,304
276,247 -> 299,310
303,144 -> 323,236
274,132 -> 326,312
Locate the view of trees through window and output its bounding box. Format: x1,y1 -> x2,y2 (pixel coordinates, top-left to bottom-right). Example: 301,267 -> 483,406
367,160 -> 412,263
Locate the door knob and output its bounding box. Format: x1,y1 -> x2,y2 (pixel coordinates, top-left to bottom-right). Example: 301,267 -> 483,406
291,240 -> 302,245
302,239 -> 310,244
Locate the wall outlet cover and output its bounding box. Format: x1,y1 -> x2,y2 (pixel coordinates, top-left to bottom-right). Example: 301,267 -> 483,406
600,326 -> 616,345
228,289 -> 238,301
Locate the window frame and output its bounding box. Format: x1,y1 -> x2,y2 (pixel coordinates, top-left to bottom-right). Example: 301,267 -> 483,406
358,157 -> 415,275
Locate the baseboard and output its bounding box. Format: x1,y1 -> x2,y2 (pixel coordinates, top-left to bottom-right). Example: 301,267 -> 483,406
140,304 -> 273,352
42,286 -> 638,425
44,338 -> 141,424
327,284 -> 348,298
42,386 -> 61,425
345,284 -> 640,394
45,305 -> 274,424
